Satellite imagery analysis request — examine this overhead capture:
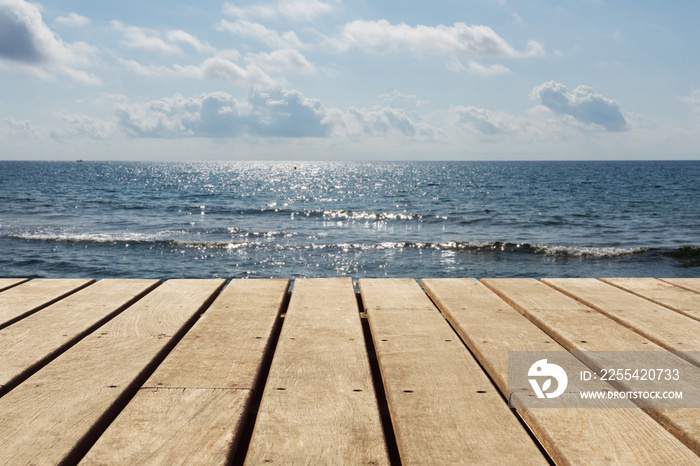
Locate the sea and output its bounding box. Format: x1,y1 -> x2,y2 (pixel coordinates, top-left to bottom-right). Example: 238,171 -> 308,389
0,160 -> 698,281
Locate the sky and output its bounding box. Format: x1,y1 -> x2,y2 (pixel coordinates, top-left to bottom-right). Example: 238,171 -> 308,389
0,0 -> 699,161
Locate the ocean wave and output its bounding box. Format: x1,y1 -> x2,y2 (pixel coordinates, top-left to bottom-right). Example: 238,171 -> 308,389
322,210 -> 421,221
443,242 -> 649,257
169,240 -> 255,250
242,231 -> 296,238
286,241 -> 655,257
6,232 -> 171,244
5,232 -> 253,250
4,232 -> 693,259
458,217 -> 491,226
533,244 -> 650,257
665,246 -> 700,259
199,206 -> 425,223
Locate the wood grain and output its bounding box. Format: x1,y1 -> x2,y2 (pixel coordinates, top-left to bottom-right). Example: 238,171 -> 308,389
660,278 -> 700,294
82,279 -> 289,465
482,278 -> 700,455
81,388 -> 251,466
0,279 -> 28,292
0,279 -> 160,394
245,278 -> 389,465
360,278 -> 547,465
543,278 -> 700,365
601,277 -> 700,322
0,279 -> 224,465
481,279 -> 656,352
141,278 -> 289,390
423,278 -> 700,465
0,278 -> 94,328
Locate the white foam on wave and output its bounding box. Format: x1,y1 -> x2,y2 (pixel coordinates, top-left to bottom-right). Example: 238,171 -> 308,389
322,210 -> 420,221
535,245 -> 648,257
3,231 -> 654,258
8,231 -> 173,244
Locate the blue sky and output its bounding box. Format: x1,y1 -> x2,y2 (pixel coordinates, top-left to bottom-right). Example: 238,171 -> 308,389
1,0 -> 699,160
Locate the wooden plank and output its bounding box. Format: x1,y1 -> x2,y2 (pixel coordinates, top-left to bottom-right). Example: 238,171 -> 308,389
481,279 -> 648,351
543,278 -> 700,366
360,278 -> 548,465
661,278 -> 700,294
0,279 -> 224,465
482,278 -> 700,455
423,278 -> 700,465
0,278 -> 94,328
601,277 -> 700,322
0,279 -> 160,395
244,278 -> 389,465
82,279 -> 290,466
139,279 -> 289,390
0,279 -> 28,292
86,388 -> 249,465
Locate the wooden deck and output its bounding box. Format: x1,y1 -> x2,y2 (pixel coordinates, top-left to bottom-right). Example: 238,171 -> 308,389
0,277 -> 698,465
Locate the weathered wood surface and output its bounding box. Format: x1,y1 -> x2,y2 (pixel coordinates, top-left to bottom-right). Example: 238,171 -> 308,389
0,276 -> 698,464
0,279 -> 160,394
0,278 -> 27,292
87,388 -> 249,465
601,277 -> 700,322
0,278 -> 93,328
244,278 -> 389,465
543,278 -> 700,366
82,279 -> 289,466
423,278 -> 700,465
482,278 -> 657,353
360,278 -> 547,465
0,279 -> 224,465
661,278 -> 700,294
482,278 -> 700,455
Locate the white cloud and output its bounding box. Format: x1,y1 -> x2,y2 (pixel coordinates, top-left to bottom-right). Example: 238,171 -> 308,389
166,30 -> 215,54
329,104 -> 439,139
680,90 -> 700,113
245,49 -> 316,74
530,81 -> 628,131
467,61 -> 511,76
118,56 -> 279,88
0,0 -> 55,63
54,12 -> 90,28
4,116 -> 39,136
56,63 -> 101,85
114,89 -> 332,138
523,40 -> 545,57
118,58 -> 177,78
56,111 -> 116,139
112,90 -> 440,141
329,20 -> 541,58
0,0 -> 99,83
377,90 -> 428,109
178,57 -> 278,87
217,19 -> 303,49
217,49 -> 242,61
111,22 -> 215,55
347,106 -> 418,136
223,3 -> 275,21
223,0 -> 335,22
111,21 -> 183,55
447,58 -> 512,76
450,106 -> 528,135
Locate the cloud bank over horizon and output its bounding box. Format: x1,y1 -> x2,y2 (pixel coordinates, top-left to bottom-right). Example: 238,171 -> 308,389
0,0 -> 698,160
114,89 -> 332,138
